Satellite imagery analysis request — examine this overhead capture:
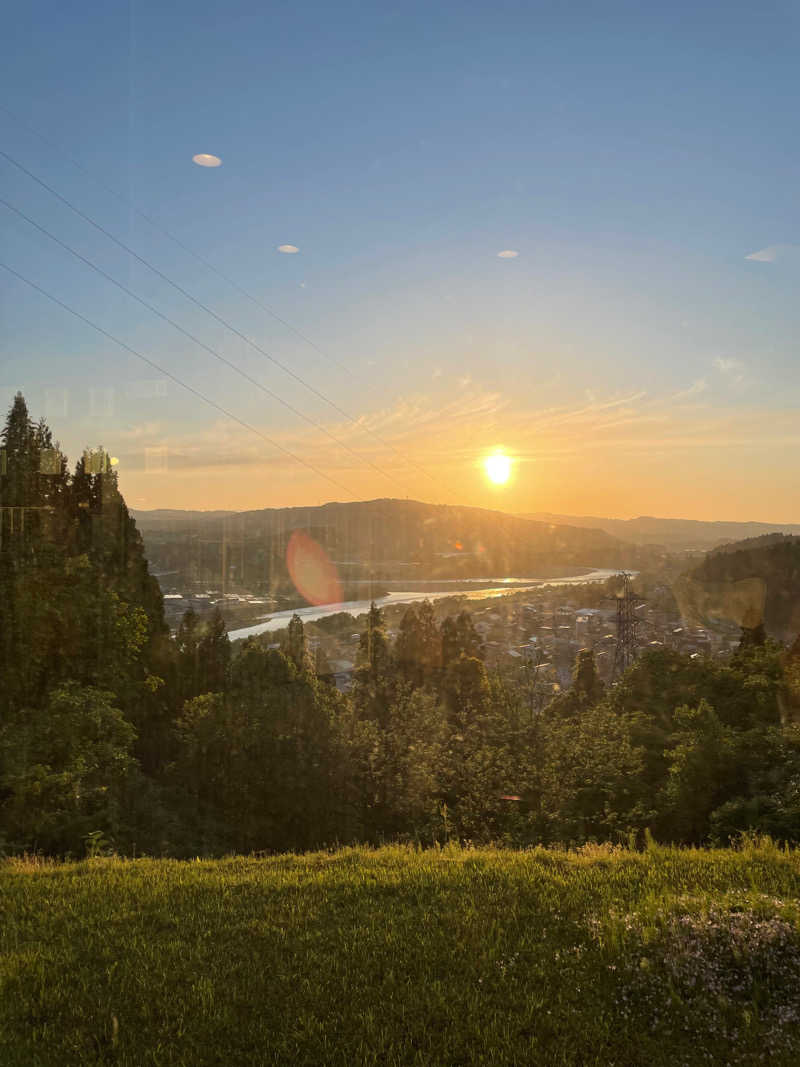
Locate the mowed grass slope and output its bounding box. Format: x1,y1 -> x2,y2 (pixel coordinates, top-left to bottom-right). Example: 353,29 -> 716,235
3,842 -> 800,1066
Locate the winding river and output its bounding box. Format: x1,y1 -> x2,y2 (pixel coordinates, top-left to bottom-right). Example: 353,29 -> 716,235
228,568 -> 624,641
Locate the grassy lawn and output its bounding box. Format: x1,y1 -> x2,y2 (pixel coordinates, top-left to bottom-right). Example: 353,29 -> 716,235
2,840 -> 800,1066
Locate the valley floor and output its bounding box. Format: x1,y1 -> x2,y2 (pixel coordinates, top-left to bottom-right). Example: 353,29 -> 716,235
2,842 -> 800,1066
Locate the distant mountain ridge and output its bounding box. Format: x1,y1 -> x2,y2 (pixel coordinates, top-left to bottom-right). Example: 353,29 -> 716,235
521,512 -> 800,551
132,498 -> 654,590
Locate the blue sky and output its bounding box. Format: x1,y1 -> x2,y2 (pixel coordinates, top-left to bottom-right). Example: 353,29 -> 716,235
1,1 -> 799,518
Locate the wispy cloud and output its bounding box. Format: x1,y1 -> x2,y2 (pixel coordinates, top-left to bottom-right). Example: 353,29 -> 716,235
714,357 -> 742,374
744,244 -> 800,263
117,421 -> 163,440
277,244 -> 299,254
116,380 -> 800,513
746,246 -> 780,262
672,379 -> 708,401
497,250 -> 519,258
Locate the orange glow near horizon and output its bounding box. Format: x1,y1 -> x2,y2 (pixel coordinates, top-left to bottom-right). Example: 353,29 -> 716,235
112,395 -> 800,523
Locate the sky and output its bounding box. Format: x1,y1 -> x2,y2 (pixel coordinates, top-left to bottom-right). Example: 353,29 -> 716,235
1,0 -> 799,521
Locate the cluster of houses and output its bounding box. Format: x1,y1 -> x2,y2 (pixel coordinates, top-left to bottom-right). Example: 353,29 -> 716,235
467,593 -> 741,689
160,582 -> 743,697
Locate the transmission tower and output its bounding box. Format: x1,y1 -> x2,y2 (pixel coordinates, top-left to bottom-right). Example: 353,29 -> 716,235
611,572 -> 642,678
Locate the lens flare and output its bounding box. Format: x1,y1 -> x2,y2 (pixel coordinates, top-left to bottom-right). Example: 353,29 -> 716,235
192,153 -> 221,167
286,530 -> 343,606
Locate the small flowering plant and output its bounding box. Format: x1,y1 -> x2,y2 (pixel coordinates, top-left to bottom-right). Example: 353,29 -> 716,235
590,901 -> 800,1062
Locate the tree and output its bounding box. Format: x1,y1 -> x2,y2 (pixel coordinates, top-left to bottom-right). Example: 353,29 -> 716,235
282,613 -> 313,674
174,605 -> 230,704
0,683 -> 136,854
196,606 -> 231,694
571,648 -> 604,706
539,702 -> 652,844
661,700 -> 741,843
0,393 -> 42,547
182,639 -> 338,852
438,665 -> 526,843
341,685 -> 447,843
353,602 -> 395,725
541,648 -> 604,722
395,600 -> 442,689
441,611 -> 484,668
176,607 -> 201,699
442,654 -> 490,720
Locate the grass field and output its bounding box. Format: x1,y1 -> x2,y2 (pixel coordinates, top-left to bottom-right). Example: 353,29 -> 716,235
2,840 -> 800,1066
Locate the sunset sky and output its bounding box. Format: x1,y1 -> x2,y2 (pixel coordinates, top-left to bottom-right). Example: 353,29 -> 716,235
2,1 -> 799,521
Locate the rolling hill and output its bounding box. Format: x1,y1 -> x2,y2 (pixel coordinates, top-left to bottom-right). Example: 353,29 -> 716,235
133,498 -> 656,593
522,512 -> 800,552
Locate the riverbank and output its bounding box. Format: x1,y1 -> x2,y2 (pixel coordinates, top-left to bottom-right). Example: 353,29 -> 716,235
228,567 -> 621,641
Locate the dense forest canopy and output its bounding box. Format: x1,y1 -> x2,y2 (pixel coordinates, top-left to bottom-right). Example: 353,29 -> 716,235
2,396 -> 800,857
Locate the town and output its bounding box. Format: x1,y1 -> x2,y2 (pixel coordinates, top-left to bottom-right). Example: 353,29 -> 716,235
159,570 -> 743,701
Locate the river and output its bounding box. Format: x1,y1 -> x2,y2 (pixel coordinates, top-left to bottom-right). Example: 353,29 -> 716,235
227,568 -> 624,641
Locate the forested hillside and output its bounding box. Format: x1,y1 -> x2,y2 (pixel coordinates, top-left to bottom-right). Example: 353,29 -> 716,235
133,498 -> 656,593
2,395 -> 800,858
523,513 -> 800,551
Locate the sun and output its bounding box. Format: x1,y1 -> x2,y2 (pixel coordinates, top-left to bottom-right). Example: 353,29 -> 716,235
484,449 -> 512,486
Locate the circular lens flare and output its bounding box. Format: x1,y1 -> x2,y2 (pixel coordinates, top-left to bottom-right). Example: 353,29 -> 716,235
286,530 -> 343,606
192,153 -> 222,167
484,450 -> 511,485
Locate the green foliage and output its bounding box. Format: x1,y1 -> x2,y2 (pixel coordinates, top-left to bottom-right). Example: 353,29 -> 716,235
395,600 -> 442,688
171,641 -> 338,853
175,605 -> 230,702
441,610 -> 484,667
281,612 -> 313,674
0,397 -> 170,736
0,683 -> 136,854
4,394 -> 800,861
352,602 -> 395,725
539,702 -> 652,843
662,700 -> 741,842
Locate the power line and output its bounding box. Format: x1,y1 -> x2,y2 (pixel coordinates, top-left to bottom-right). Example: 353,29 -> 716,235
0,101 -> 354,379
0,130 -> 453,498
0,148 -> 365,421
0,259 -> 358,499
0,193 -> 411,494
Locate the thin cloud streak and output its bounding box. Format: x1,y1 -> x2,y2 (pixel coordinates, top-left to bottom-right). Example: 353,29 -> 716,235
115,386 -> 800,512
714,358 -> 742,373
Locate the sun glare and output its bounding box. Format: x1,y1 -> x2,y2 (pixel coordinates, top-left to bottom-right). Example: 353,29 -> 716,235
484,450 -> 511,486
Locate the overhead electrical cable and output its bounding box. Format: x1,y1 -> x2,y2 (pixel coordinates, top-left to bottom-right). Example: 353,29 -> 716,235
0,130 -> 455,499
0,259 -> 358,499
0,103 -> 354,378
0,193 -> 411,494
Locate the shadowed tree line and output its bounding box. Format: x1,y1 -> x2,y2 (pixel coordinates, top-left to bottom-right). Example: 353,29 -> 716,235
2,395 -> 800,857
